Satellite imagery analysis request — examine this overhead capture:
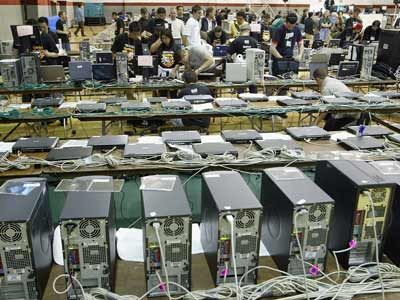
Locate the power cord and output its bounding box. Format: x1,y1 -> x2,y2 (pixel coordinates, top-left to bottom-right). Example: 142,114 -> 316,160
226,215 -> 239,300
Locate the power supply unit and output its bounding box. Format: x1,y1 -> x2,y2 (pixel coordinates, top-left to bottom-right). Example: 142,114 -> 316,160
59,177 -> 116,299
261,167 -> 334,276
201,171 -> 262,286
0,178 -> 52,300
141,175 -> 192,297
315,160 -> 394,268
0,58 -> 22,88
116,52 -> 128,85
79,41 -> 91,61
20,53 -> 41,84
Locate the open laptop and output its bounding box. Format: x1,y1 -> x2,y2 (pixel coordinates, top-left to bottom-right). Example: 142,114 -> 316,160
277,98 -> 311,106
124,143 -> 166,159
87,135 -> 128,149
183,95 -> 214,104
145,97 -> 168,104
99,97 -> 128,105
328,39 -> 341,48
69,61 -> 92,81
255,139 -> 303,153
121,102 -> 151,111
347,125 -> 392,137
47,146 -> 93,161
337,61 -> 359,78
161,131 -> 201,144
162,100 -> 192,110
286,126 -> 331,140
321,97 -> 357,105
221,130 -> 262,143
215,99 -> 247,108
40,65 -> 65,83
291,91 -> 321,100
338,136 -> 384,150
76,103 -> 107,113
31,97 -> 64,108
213,45 -> 229,57
192,142 -> 238,158
12,137 -> 59,153
92,63 -> 116,81
334,91 -> 362,99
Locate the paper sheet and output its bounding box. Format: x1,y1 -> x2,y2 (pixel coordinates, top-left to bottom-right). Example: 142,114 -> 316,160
200,135 -> 224,143
192,103 -> 214,112
60,140 -> 88,148
137,136 -> 164,144
260,133 -> 292,140
330,131 -> 355,142
267,96 -> 293,102
16,25 -> 33,37
137,55 -> 153,67
0,142 -> 15,152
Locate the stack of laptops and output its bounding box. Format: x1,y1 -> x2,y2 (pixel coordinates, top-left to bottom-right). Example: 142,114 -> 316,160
47,146 -> 93,161
192,142 -> 238,158
40,65 -> 65,83
321,97 -> 357,105
121,102 -> 151,111
277,98 -> 311,106
183,95 -> 214,104
338,136 -> 384,150
145,97 -> 167,104
347,125 -> 392,137
76,102 -> 107,113
124,143 -> 166,159
99,97 -> 128,105
286,126 -> 331,140
221,130 -> 262,143
215,99 -> 247,108
162,100 -> 192,110
31,97 -> 64,108
255,139 -> 303,153
334,91 -> 362,99
291,91 -> 321,100
87,135 -> 128,150
12,137 -> 59,153
161,131 -> 201,144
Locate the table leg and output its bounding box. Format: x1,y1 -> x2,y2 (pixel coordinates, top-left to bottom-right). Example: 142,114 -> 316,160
2,123 -> 21,141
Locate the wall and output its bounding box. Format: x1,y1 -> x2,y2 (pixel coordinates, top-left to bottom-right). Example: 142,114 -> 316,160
0,3 -> 24,41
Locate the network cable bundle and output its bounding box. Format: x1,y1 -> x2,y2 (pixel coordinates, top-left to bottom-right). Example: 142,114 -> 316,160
261,167 -> 334,276
0,58 -> 22,88
315,160 -> 394,268
0,178 -> 52,300
59,176 -> 117,299
246,48 -> 265,83
201,171 -> 262,286
141,175 -> 192,297
116,52 -> 128,85
20,52 -> 41,84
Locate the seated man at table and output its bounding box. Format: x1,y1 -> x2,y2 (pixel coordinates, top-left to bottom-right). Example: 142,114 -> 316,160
313,68 -> 361,131
38,17 -> 59,65
179,45 -> 215,76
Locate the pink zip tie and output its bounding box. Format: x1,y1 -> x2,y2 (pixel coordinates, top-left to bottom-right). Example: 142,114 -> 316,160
220,268 -> 229,277
159,282 -> 166,291
349,239 -> 357,249
309,265 -> 320,277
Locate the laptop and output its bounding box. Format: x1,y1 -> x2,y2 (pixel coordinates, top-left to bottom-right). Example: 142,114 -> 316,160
121,102 -> 151,111
161,131 -> 201,144
183,95 -> 214,104
76,103 -> 107,113
124,143 -> 166,159
92,63 -> 116,81
162,100 -> 192,110
213,45 -> 229,57
225,63 -> 247,83
221,130 -> 262,143
47,146 -> 93,161
334,91 -> 362,99
388,134 -> 400,144
321,97 -> 357,105
87,135 -> 128,149
69,61 -> 92,81
31,97 -> 64,108
145,97 -> 168,104
347,125 -> 392,137
337,61 -> 359,78
291,91 -> 320,100
338,136 -> 384,150
215,99 -> 247,108
12,137 -> 59,153
40,65 -> 65,83
99,97 -> 128,105
95,51 -> 113,64
329,53 -> 345,66
328,39 -> 341,48
286,126 -> 331,140
192,142 -> 238,158
277,98 -> 311,106
255,139 -> 303,153
312,40 -> 324,49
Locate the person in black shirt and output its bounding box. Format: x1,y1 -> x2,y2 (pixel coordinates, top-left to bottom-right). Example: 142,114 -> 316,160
56,11 -> 70,51
345,8 -> 362,37
112,12 -> 124,36
300,9 -> 308,24
227,23 -> 258,58
111,21 -> 143,56
304,12 -> 315,40
143,7 -> 168,39
138,8 -> 149,32
38,16 -> 59,65
208,26 -> 227,46
362,20 -> 381,42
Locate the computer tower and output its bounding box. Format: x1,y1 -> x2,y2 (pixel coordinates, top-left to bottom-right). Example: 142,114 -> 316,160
79,40 -> 91,61
141,175 -> 192,297
0,59 -> 22,88
201,171 -> 262,286
315,160 -> 394,268
246,48 -> 265,82
20,53 -> 41,84
60,179 -> 116,299
360,45 -> 375,79
377,30 -> 400,69
116,52 -> 128,85
0,178 -> 52,299
261,167 -> 334,276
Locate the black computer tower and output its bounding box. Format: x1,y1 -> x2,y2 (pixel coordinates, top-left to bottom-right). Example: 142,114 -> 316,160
377,30 -> 400,69
315,160 -> 394,268
0,178 -> 52,299
141,175 -> 192,297
201,171 -> 262,286
60,188 -> 116,299
261,168 -> 334,276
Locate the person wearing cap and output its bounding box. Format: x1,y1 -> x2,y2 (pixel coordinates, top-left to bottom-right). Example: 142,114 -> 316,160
362,20 -> 381,42
270,12 -> 304,76
227,23 -> 258,59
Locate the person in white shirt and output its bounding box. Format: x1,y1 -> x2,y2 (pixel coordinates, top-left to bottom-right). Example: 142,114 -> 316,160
168,8 -> 184,41
183,5 -> 202,47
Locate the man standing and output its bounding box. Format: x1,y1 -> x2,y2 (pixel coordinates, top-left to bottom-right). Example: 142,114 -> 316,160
112,12 -> 124,37
304,12 -> 315,41
176,6 -> 185,21
183,5 -> 202,47
38,17 -> 59,65
74,2 -> 85,37
201,7 -> 216,40
56,11 -> 71,51
138,8 -> 149,32
145,7 -> 168,37
180,45 -> 215,75
231,11 -> 248,38
168,8 -> 185,42
362,20 -> 381,42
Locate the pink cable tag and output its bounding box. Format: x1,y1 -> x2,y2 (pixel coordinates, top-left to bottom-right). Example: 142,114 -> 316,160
159,282 -> 166,291
220,268 -> 229,277
309,265 -> 320,277
349,239 -> 357,249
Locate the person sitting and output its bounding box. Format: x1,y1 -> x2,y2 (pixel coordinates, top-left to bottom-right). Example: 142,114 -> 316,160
208,26 -> 228,46
313,68 -> 361,131
38,16 -> 59,65
362,20 -> 381,42
180,45 -> 215,75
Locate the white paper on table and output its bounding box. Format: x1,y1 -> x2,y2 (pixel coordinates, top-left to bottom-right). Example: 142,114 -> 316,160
137,55 -> 153,67
8,103 -> 31,109
59,102 -> 78,109
137,136 -> 164,144
60,139 -> 88,148
53,226 -> 64,265
260,133 -> 292,140
16,25 -> 33,37
200,135 -> 224,143
0,142 -> 15,152
192,103 -> 213,112
330,131 -> 355,142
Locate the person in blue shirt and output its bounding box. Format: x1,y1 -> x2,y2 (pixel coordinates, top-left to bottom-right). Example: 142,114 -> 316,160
74,2 -> 85,37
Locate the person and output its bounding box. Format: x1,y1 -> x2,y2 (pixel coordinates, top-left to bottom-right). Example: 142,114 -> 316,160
38,17 -> 59,65
150,29 -> 181,75
227,23 -> 258,59
168,7 -> 185,42
201,7 -> 216,40
111,21 -> 143,56
74,2 -> 85,37
56,11 -> 71,51
300,9 -> 308,24
180,45 -> 215,75
138,8 -> 149,33
144,7 -> 168,39
208,26 -> 227,46
345,8 -> 362,38
230,10 -> 247,38
332,11 -> 345,37
319,10 -> 332,42
338,22 -> 362,47
313,68 -> 360,131
183,5 -> 202,47
112,12 -> 124,37
176,5 -> 185,21
304,12 -> 315,41
216,9 -> 226,26
176,70 -> 211,128
270,13 -> 304,76
362,20 -> 381,42
259,14 -> 271,43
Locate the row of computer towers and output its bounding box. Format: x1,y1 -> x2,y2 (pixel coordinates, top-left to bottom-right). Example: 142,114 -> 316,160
1,160 -> 400,299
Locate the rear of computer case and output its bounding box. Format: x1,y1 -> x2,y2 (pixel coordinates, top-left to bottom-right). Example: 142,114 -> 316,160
201,171 -> 262,286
